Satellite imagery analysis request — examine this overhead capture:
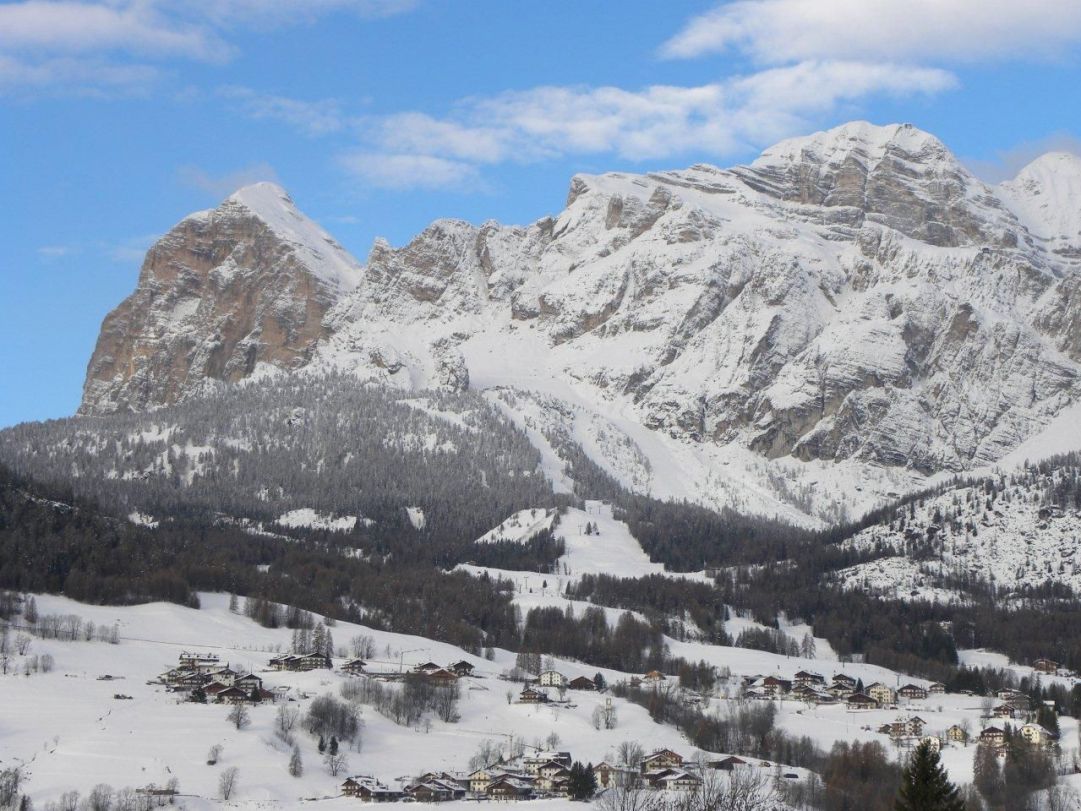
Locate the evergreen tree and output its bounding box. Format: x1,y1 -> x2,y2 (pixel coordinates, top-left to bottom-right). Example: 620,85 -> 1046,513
1036,703 -> 1059,736
288,745 -> 303,778
567,762 -> 597,800
190,686 -> 207,704
593,672 -> 606,691
317,735 -> 326,754
328,736 -> 339,756
895,741 -> 964,811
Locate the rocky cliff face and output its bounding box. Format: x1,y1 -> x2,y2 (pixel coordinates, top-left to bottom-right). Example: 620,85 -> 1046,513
76,123 -> 1081,522
80,183 -> 361,414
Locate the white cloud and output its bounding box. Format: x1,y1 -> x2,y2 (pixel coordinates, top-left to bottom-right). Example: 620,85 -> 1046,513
369,112 -> 511,162
185,0 -> 419,27
0,0 -> 416,94
660,0 -> 1081,63
177,162 -> 281,198
339,60 -> 953,189
37,245 -> 75,258
0,54 -> 160,94
0,2 -> 228,61
106,234 -> 159,264
218,85 -> 345,136
339,152 -> 480,190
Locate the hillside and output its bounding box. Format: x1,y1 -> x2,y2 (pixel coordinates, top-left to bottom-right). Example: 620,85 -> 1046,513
831,455 -> 1081,602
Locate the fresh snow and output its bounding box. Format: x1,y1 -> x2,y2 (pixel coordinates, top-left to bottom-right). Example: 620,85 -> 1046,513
227,183 -> 363,293
406,506 -> 426,530
475,509 -> 558,544
4,585 -> 1077,809
276,508 -> 360,533
127,511 -> 159,529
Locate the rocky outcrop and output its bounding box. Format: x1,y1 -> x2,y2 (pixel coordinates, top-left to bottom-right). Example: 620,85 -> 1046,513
79,183 -> 361,414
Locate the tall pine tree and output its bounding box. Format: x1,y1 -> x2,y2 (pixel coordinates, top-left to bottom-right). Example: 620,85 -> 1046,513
567,762 -> 596,800
896,740 -> 964,811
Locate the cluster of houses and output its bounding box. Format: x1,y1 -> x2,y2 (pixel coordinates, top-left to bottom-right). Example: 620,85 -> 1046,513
741,670 -> 945,709
339,748 -> 788,803
157,652 -> 275,704
408,661 -> 475,682
270,652 -> 478,682
977,722 -> 1059,754
516,669 -> 605,704
988,687 -> 1035,721
341,750 -> 579,802
269,652 -> 331,672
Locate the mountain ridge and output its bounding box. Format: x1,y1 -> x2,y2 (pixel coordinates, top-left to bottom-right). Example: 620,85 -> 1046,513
73,121 -> 1081,524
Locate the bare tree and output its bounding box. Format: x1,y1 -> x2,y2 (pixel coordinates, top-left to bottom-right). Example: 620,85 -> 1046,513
350,634 -> 376,659
594,783 -> 662,811
617,741 -> 645,769
674,769 -> 777,811
113,787 -> 138,811
0,768 -> 22,808
469,739 -> 503,771
84,783 -> 114,811
1046,785 -> 1081,811
218,767 -> 239,800
207,744 -> 223,765
324,750 -> 349,776
226,704 -> 250,730
433,682 -> 461,723
592,702 -> 618,730
275,704 -> 299,736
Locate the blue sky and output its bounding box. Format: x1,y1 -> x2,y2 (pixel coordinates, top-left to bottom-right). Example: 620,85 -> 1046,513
3,0 -> 1081,427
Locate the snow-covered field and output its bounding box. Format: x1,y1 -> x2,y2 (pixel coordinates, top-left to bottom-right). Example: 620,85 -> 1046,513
473,501 -> 710,583
462,501 -> 712,629
3,588 -> 1077,809
0,593 -> 699,810
4,502 -> 1078,808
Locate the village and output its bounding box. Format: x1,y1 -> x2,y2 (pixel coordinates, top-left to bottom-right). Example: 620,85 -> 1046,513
143,638 -> 1072,804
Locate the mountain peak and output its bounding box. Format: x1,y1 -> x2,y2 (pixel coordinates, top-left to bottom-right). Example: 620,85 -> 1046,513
1010,150 -> 1081,184
731,120 -> 999,246
79,182 -> 362,415
748,121 -> 956,174
1000,151 -> 1081,244
219,182 -> 361,294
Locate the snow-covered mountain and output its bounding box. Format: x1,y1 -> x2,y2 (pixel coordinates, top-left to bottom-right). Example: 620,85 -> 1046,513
80,183 -> 362,415
76,122 -> 1081,525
